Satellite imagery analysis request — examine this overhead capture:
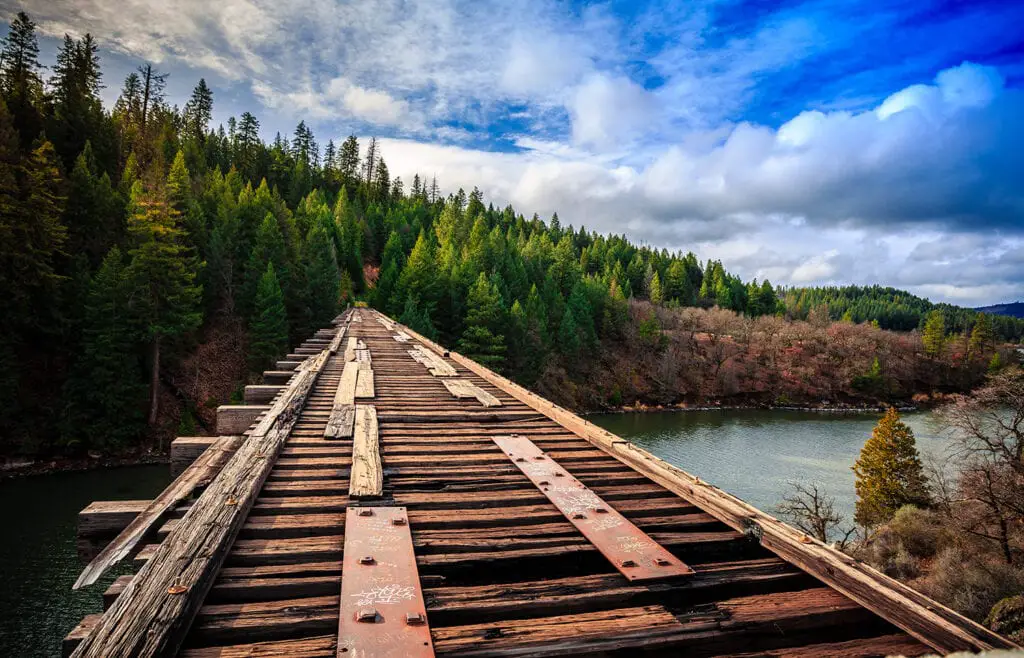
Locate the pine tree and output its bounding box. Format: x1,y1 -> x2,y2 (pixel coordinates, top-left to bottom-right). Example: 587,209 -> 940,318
183,78 -> 213,142
0,12 -> 44,149
397,231 -> 439,316
5,138 -> 68,331
558,306 -> 581,362
853,408 -> 930,527
241,213 -> 289,318
922,310 -> 945,357
62,247 -> 146,449
969,313 -> 993,357
64,142 -> 123,267
127,194 -> 202,425
248,263 -> 288,373
301,222 -> 340,334
458,272 -> 506,368
649,271 -> 664,304
339,135 -> 360,186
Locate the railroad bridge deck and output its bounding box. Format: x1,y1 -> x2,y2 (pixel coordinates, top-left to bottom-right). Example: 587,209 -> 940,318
66,309 -> 1019,657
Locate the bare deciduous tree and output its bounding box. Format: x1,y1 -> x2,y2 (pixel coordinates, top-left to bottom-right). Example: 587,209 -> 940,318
776,481 -> 856,549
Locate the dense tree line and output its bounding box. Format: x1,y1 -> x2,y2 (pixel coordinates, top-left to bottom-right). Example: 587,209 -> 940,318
782,285 -> 1024,342
0,12 -> 1019,457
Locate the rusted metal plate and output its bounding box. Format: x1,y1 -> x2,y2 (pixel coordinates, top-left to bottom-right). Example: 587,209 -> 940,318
337,507 -> 435,658
493,435 -> 695,582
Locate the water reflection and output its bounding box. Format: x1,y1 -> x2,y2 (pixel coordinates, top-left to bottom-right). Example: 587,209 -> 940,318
0,465 -> 170,657
592,409 -> 951,523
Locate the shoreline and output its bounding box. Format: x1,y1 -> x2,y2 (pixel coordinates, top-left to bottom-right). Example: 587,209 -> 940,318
586,401 -> 921,416
0,452 -> 169,480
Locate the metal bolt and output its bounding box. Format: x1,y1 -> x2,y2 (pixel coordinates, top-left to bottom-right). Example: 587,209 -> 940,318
594,507 -> 608,514
534,455 -> 545,460
572,513 -> 587,520
621,560 -> 637,568
356,608 -> 379,623
655,558 -> 672,566
358,509 -> 374,517
554,472 -> 565,478
406,612 -> 427,626
392,517 -> 407,526
359,555 -> 375,565
225,496 -> 238,506
515,457 -> 526,463
538,480 -> 550,486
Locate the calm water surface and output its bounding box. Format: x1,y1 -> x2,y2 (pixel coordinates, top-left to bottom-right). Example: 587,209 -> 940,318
0,465 -> 170,657
1,411 -> 951,655
592,408 -> 951,522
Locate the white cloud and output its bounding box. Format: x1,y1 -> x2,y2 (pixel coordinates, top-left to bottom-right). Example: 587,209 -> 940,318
569,74 -> 658,149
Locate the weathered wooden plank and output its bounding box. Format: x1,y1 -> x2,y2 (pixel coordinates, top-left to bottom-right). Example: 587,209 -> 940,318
78,500 -> 150,539
323,404 -> 355,440
73,434 -> 244,589
262,370 -> 294,385
390,312 -> 1019,654
344,336 -> 358,362
442,379 -> 501,407
348,405 -> 381,499
216,405 -> 270,434
70,329 -> 343,657
354,367 -> 374,399
63,614 -> 101,657
244,385 -> 284,404
407,345 -> 457,377
334,362 -> 358,407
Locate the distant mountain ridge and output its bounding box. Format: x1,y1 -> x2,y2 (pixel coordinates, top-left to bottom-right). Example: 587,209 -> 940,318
976,302 -> 1024,319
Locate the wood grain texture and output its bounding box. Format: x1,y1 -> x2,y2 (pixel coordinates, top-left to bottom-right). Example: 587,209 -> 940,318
442,379 -> 501,407
73,434 -> 244,589
348,405 -> 381,499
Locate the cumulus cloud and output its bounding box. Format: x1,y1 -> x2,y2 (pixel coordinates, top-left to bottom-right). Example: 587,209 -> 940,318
7,0 -> 1023,304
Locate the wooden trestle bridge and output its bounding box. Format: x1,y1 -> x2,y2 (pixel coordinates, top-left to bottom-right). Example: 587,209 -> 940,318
66,309 -> 1020,657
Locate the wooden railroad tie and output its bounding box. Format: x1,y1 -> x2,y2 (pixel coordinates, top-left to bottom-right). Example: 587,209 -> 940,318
442,379 -> 501,407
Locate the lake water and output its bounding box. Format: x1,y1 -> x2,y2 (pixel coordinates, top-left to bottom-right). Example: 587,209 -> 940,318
0,465 -> 170,658
1,410 -> 951,656
592,408 -> 951,523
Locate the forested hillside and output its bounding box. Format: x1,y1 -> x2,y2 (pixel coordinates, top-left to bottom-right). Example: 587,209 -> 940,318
1,12 -> 1020,459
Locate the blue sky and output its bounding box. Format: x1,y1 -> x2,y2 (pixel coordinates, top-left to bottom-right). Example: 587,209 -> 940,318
5,0 -> 1024,305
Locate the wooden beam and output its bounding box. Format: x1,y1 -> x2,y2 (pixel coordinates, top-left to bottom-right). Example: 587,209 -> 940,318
442,379 -> 500,407
348,405 -> 381,499
78,500 -> 150,539
335,362 -> 358,406
262,371 -> 294,385
70,328 -> 344,657
170,437 -> 221,476
323,404 -> 355,440
387,310 -> 1019,655
275,360 -> 301,371
216,405 -> 269,434
73,435 -> 244,589
343,336 -> 358,362
244,385 -> 284,404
